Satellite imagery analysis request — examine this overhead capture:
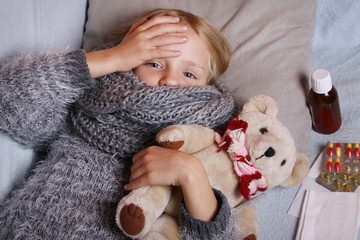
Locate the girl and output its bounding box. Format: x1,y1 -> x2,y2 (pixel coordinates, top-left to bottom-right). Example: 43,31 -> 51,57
0,8 -> 237,239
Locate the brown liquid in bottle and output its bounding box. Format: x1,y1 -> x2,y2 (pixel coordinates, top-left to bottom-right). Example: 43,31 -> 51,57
309,87 -> 341,134
309,69 -> 341,134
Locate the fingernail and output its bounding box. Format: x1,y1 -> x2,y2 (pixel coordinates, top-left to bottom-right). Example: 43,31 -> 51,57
173,17 -> 180,22
182,25 -> 188,30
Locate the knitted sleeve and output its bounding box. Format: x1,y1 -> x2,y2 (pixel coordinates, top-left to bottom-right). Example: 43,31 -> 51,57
0,50 -> 94,150
179,189 -> 236,240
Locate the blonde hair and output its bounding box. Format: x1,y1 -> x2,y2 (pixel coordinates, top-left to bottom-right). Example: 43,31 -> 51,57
106,8 -> 231,84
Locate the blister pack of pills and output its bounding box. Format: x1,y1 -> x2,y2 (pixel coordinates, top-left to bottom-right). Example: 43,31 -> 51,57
315,142 -> 360,192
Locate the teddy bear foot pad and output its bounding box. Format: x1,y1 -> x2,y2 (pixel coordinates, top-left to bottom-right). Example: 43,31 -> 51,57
119,203 -> 145,236
244,233 -> 256,240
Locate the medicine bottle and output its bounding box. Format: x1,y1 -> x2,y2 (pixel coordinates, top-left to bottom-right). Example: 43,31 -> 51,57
309,69 -> 341,134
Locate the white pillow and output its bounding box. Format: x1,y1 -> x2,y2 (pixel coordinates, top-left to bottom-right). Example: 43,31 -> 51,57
83,0 -> 317,156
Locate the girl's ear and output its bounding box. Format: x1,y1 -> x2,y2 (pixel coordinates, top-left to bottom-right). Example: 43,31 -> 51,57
241,95 -> 278,117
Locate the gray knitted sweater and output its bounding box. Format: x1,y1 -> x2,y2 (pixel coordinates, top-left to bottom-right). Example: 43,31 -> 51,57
0,50 -> 236,239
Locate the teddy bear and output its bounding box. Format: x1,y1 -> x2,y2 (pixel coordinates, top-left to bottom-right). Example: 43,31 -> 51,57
115,95 -> 310,240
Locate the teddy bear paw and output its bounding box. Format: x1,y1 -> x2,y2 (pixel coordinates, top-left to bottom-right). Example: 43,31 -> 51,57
244,233 -> 256,240
156,126 -> 185,147
119,203 -> 145,236
159,141 -> 184,150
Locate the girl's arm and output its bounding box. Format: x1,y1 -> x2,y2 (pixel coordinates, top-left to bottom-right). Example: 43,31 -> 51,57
86,16 -> 188,78
174,154 -> 219,221
125,146 -> 218,221
0,50 -> 93,150
179,189 -> 235,239
125,146 -> 236,239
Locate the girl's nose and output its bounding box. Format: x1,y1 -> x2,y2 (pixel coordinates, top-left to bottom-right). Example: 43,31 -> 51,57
158,72 -> 180,87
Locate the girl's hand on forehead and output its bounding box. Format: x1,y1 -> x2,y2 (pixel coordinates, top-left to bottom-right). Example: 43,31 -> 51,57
86,16 -> 189,79
110,16 -> 189,72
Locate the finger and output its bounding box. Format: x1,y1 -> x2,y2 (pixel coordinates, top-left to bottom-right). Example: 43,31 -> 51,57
138,15 -> 180,31
129,166 -> 148,182
130,147 -> 157,174
144,23 -> 188,39
150,35 -> 188,48
132,145 -> 164,162
126,169 -> 161,190
147,48 -> 182,60
129,156 -> 153,181
127,17 -> 148,35
129,154 -> 146,177
124,175 -> 148,190
132,148 -> 146,163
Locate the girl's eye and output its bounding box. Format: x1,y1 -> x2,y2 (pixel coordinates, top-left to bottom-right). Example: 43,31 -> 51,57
148,62 -> 161,68
184,72 -> 195,79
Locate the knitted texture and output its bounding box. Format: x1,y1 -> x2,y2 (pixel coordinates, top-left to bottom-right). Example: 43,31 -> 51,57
0,50 -> 237,239
71,70 -> 236,158
216,118 -> 267,200
179,189 -> 236,240
0,50 -> 93,150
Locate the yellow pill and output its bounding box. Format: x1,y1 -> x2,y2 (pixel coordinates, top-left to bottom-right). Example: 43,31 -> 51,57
336,143 -> 341,156
347,143 -> 352,157
349,176 -> 358,186
343,183 -> 352,192
339,173 -> 347,181
332,178 -> 341,188
328,142 -> 334,156
321,171 -> 330,182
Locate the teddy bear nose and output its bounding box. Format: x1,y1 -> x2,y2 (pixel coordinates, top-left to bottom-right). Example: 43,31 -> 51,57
265,147 -> 275,157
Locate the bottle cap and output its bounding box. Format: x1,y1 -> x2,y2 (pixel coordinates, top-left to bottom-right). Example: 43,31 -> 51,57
311,69 -> 332,94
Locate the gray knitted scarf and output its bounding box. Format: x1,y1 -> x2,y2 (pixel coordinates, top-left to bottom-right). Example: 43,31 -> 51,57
70,70 -> 237,158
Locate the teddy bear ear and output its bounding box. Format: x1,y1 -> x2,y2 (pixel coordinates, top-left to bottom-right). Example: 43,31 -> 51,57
241,95 -> 278,117
281,153 -> 310,187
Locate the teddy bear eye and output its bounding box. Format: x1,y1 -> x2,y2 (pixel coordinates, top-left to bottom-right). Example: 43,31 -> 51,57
281,159 -> 287,166
260,128 -> 268,134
